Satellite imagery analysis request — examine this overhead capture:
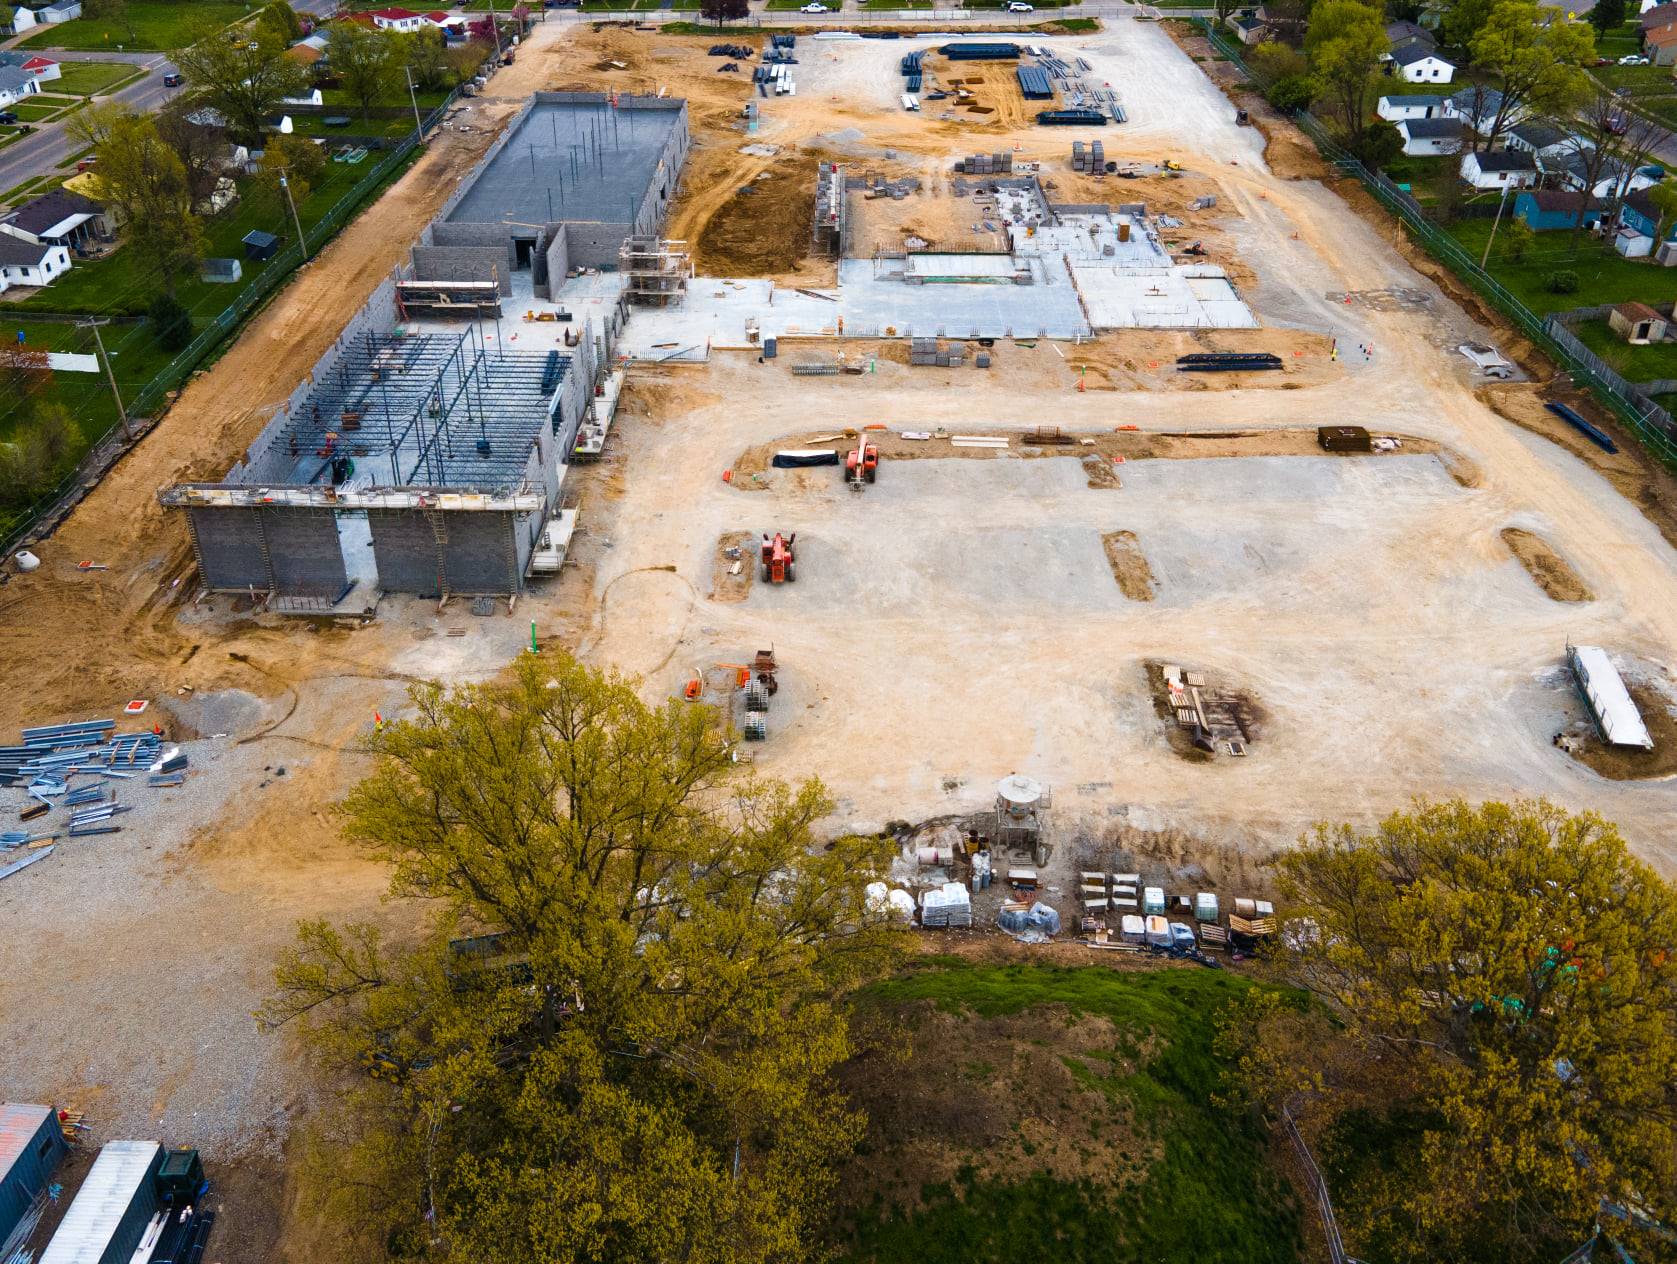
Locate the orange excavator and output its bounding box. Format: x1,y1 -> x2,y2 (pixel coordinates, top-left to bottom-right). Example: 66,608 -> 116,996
760,532 -> 797,583
845,435 -> 879,491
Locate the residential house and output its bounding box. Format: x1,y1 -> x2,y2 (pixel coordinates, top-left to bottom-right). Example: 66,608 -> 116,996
1460,148 -> 1539,189
0,234 -> 70,291
0,50 -> 61,84
1227,13 -> 1268,44
0,189 -> 113,252
1451,85 -> 1520,135
368,6 -> 428,32
1608,301 -> 1669,342
1390,42 -> 1456,83
1384,20 -> 1435,49
1641,2 -> 1677,35
1645,0 -> 1670,12
36,0 -> 82,21
1398,117 -> 1463,156
1377,93 -> 1453,122
1615,186 -> 1677,260
0,5 -> 38,36
1513,189 -> 1605,231
0,65 -> 42,109
1644,22 -> 1677,64
1506,120 -> 1581,164
1556,151 -> 1662,199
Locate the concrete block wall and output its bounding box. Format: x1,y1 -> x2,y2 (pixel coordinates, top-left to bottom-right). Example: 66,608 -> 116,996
367,509 -> 441,594
366,508 -> 524,595
560,220 -> 633,270
441,511 -> 520,594
410,245 -> 513,294
188,506 -> 271,592
263,507 -> 350,598
540,224 -> 570,299
425,222 -> 518,272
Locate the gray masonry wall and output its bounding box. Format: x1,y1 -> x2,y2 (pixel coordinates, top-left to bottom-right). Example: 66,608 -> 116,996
367,509 -> 442,595
442,512 -> 519,593
264,507 -> 349,598
540,224 -> 570,299
366,509 -> 523,594
425,222 -> 518,272
410,245 -> 513,293
188,506 -> 271,592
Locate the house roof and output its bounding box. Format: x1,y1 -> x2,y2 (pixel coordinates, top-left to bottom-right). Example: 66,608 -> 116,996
0,233 -> 55,267
369,6 -> 420,17
422,9 -> 448,19
0,51 -> 56,70
1511,121 -> 1570,149
1615,300 -> 1663,322
1451,85 -> 1503,115
1641,3 -> 1677,30
1381,93 -> 1448,109
1391,43 -> 1451,66
3,189 -> 99,236
0,65 -> 34,94
1385,20 -> 1434,45
1645,21 -> 1677,44
1232,15 -> 1264,30
1472,149 -> 1537,172
1624,188 -> 1661,220
1400,117 -> 1461,139
1521,189 -> 1604,213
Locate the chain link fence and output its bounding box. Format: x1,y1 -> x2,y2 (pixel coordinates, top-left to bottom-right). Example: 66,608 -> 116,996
1194,17 -> 1677,468
1,88 -> 460,557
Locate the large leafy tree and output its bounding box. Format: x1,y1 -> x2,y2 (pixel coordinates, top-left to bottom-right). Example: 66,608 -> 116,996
261,653 -> 904,1263
1304,0 -> 1387,146
1467,0 -> 1594,151
1244,800 -> 1677,1263
88,112 -> 203,295
171,20 -> 310,144
327,22 -> 400,119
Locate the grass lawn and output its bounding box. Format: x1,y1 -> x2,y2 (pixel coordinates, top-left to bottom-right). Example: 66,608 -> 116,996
0,174 -> 65,209
20,0 -> 251,51
48,61 -> 145,96
9,100 -> 68,122
1569,317 -> 1677,383
1442,216 -> 1676,317
830,959 -> 1303,1264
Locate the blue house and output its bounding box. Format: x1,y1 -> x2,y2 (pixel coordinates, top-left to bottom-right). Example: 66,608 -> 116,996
1618,188 -> 1677,243
1515,189 -> 1605,232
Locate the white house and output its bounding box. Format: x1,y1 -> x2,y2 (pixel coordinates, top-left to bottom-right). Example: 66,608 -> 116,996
0,234 -> 70,291
1555,151 -> 1662,199
1,6 -> 38,35
1460,148 -> 1539,189
1398,117 -> 1463,156
0,50 -> 61,84
368,6 -> 428,32
1390,43 -> 1456,83
1377,93 -> 1453,122
1451,86 -> 1523,136
37,0 -> 82,21
0,66 -> 42,109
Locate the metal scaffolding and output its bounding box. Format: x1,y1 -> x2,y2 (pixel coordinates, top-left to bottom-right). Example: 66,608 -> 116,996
619,235 -> 691,306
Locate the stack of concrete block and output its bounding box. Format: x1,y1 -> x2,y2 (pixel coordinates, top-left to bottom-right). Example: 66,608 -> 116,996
1070,140 -> 1105,173
910,338 -> 968,368
955,151 -> 1013,175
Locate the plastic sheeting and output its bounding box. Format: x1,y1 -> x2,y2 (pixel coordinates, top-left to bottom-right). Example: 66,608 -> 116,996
998,901 -> 1061,937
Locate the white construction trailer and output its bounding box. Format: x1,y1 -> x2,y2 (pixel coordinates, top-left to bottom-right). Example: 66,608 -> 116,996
1569,644 -> 1653,749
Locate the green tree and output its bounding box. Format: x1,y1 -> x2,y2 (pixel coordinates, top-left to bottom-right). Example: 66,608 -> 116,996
1248,39 -> 1310,89
1646,180 -> 1677,248
256,0 -> 304,47
0,399 -> 78,503
260,653 -> 905,1264
327,22 -> 400,119
401,25 -> 451,92
1356,118 -> 1404,166
1305,0 -> 1388,146
89,113 -> 202,296
699,0 -> 750,26
1502,216 -> 1534,262
1468,0 -> 1594,150
171,20 -> 310,144
1267,799 -> 1677,1263
1588,0 -> 1626,36
1266,73 -> 1317,112
1440,0 -> 1495,51
147,293 -> 194,352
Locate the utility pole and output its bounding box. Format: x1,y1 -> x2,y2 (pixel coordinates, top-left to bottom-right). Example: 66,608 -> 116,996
487,0 -> 504,61
1480,181 -> 1512,269
78,317 -> 131,441
403,63 -> 424,147
279,172 -> 308,262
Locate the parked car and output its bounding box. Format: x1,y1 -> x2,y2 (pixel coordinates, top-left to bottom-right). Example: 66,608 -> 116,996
163,71 -> 183,87
799,2 -> 828,10
1007,2 -> 1034,10
0,111 -> 16,125
1618,54 -> 1649,65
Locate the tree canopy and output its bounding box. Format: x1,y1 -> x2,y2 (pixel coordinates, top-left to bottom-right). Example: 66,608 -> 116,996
261,653 -> 905,1263
87,111 -> 202,295
327,22 -> 401,119
1304,0 -> 1388,145
1234,800 -> 1677,1263
171,21 -> 310,143
1467,0 -> 1594,150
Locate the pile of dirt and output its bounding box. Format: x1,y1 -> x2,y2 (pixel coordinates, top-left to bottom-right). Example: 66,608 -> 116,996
1500,527 -> 1591,603
692,150 -> 818,277
1102,530 -> 1155,601
1565,680 -> 1677,782
709,530 -> 755,602
1083,453 -> 1121,488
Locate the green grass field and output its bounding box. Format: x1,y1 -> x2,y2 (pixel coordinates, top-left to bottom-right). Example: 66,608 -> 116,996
48,60 -> 145,95
20,0 -> 250,51
830,960 -> 1303,1264
8,100 -> 67,122
1443,217 -> 1676,317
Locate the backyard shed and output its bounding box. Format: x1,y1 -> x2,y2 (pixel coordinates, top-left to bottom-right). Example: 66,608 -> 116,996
1608,301 -> 1669,344
242,229 -> 279,262
200,257 -> 242,284
0,1104 -> 68,1245
39,1140 -> 163,1264
1569,645 -> 1653,750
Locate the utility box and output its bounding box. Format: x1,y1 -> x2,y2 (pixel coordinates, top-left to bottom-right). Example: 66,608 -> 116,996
1317,425 -> 1372,453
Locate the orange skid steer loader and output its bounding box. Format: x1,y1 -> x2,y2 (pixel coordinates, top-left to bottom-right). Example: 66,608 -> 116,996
761,532 -> 797,583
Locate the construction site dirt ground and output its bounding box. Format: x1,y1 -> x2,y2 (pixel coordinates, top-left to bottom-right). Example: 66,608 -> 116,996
4,15 -> 1677,1259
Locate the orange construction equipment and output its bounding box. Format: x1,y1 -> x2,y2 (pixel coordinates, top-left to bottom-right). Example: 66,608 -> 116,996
760,532 -> 797,583
683,676 -> 703,700
845,436 -> 879,491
